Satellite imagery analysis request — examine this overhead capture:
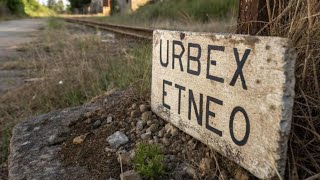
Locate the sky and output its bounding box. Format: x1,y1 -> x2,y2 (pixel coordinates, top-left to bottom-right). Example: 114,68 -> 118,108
37,0 -> 70,6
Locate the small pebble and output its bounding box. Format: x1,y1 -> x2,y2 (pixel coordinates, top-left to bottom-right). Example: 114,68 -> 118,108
131,109 -> 141,118
158,128 -> 165,138
171,127 -> 179,137
117,150 -> 131,165
148,123 -> 159,133
146,120 -> 154,126
92,120 -> 102,129
84,118 -> 92,124
131,103 -> 137,109
136,120 -> 145,131
141,111 -> 152,121
141,132 -> 151,140
73,135 -> 86,144
162,138 -> 171,146
107,116 -> 113,123
139,104 -> 148,113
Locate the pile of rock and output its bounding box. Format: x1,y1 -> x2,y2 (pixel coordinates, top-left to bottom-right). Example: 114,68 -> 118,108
99,102 -> 244,179
9,90 -> 249,179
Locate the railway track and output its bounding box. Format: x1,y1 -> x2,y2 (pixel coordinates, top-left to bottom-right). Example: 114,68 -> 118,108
62,18 -> 153,40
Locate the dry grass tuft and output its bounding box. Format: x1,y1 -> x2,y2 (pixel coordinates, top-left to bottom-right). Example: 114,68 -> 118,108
260,0 -> 320,179
0,19 -> 152,166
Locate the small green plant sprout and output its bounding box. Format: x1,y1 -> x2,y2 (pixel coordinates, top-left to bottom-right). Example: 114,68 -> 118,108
133,143 -> 164,179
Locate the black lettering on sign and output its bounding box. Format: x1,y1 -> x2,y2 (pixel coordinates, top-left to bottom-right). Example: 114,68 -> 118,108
160,39 -> 169,67
174,84 -> 186,114
229,48 -> 251,90
187,43 -> 201,76
188,89 -> 203,126
229,106 -> 250,146
206,45 -> 225,83
162,80 -> 172,110
172,40 -> 185,71
206,96 -> 223,136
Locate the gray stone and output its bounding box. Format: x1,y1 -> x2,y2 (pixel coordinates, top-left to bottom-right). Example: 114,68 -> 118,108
92,120 -> 101,129
146,120 -> 154,126
131,103 -> 137,109
147,123 -> 159,133
139,104 -> 148,113
158,128 -> 165,138
162,138 -> 171,146
141,111 -> 152,121
105,147 -> 116,153
171,127 -> 179,137
8,91 -> 126,180
120,170 -> 141,180
117,150 -> 131,165
107,116 -> 113,123
136,120 -> 145,131
141,132 -> 151,140
130,109 -> 141,118
164,132 -> 171,138
106,131 -> 129,149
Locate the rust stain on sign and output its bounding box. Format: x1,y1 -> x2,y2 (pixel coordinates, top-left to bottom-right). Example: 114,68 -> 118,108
151,30 -> 296,179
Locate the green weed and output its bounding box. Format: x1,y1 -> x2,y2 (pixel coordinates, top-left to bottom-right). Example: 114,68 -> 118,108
133,143 -> 164,179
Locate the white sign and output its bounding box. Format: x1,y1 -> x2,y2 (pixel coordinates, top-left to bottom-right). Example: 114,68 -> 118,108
151,30 -> 296,179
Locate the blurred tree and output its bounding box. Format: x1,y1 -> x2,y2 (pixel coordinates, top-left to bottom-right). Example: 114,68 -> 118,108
55,0 -> 64,12
47,0 -> 56,9
47,0 -> 64,13
68,0 -> 91,11
110,0 -> 119,15
6,0 -> 24,14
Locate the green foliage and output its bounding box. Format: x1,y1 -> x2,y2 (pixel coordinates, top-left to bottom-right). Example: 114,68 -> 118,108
133,143 -> 164,179
6,0 -> 24,14
134,0 -> 237,22
22,0 -> 55,16
47,0 -> 56,8
48,0 -> 64,12
1,0 -> 54,16
110,0 -> 119,15
68,0 -> 90,10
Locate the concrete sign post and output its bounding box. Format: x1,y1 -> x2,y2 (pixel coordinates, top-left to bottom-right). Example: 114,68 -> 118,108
151,30 -> 296,179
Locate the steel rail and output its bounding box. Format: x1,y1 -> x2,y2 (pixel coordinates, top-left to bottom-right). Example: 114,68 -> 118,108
62,18 -> 153,40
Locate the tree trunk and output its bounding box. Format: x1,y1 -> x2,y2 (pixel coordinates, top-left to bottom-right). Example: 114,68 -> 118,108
236,0 -> 269,35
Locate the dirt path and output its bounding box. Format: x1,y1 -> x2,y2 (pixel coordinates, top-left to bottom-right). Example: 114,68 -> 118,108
0,18 -> 45,94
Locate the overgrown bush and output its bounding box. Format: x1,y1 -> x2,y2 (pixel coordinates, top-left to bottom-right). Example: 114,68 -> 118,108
133,143 -> 164,178
0,0 -> 53,17
6,0 -> 24,14
132,0 -> 237,22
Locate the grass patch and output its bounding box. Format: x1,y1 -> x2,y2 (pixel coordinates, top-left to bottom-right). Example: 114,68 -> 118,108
133,143 -> 164,179
131,0 -> 237,22
90,0 -> 237,32
0,18 -> 152,165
